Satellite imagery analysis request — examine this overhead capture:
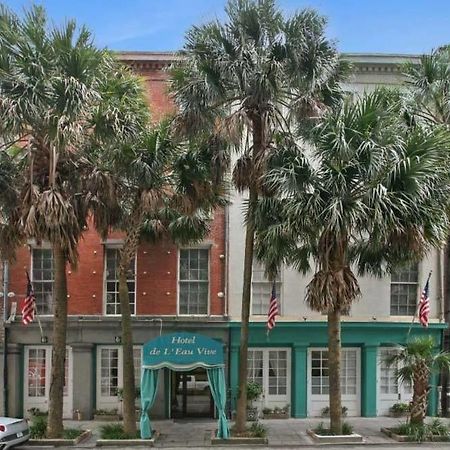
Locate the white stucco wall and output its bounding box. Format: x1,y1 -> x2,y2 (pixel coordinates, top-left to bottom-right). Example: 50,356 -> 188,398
227,54 -> 443,324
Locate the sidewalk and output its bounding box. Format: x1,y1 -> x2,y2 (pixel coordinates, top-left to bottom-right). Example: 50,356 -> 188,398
43,416 -> 450,448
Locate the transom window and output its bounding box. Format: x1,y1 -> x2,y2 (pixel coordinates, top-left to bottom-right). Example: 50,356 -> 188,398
27,348 -> 46,397
100,348 -> 119,397
179,249 -> 209,315
104,247 -> 136,315
390,263 -> 419,315
311,349 -> 357,395
32,249 -> 54,315
251,260 -> 281,315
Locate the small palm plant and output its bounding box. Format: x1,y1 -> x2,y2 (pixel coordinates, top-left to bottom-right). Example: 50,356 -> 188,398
386,337 -> 450,425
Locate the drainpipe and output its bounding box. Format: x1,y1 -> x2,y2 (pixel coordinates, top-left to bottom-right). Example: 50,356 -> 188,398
224,206 -> 230,318
2,261 -> 8,416
438,249 -> 445,322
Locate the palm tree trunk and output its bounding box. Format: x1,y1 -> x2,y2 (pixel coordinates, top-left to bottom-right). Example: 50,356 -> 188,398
410,364 -> 430,425
235,114 -> 263,434
328,307 -> 342,434
235,187 -> 257,433
118,207 -> 144,435
47,245 -> 67,438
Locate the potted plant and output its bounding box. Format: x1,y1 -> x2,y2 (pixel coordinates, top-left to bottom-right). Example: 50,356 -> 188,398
389,402 -> 410,418
246,381 -> 262,421
262,404 -> 290,419
93,408 -> 120,421
321,406 -> 348,418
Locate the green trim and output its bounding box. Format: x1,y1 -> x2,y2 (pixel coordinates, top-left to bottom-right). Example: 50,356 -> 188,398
164,368 -> 170,418
19,345 -> 24,418
292,345 -> 307,418
361,345 -> 377,417
229,321 -> 446,329
92,345 -> 97,414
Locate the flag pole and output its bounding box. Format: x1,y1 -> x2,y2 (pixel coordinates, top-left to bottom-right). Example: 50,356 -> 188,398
407,270 -> 432,339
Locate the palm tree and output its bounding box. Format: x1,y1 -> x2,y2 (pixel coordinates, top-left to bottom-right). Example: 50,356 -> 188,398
403,46 -> 450,413
0,6 -> 146,437
256,90 -> 450,433
169,0 -> 346,431
386,337 -> 450,425
92,121 -> 227,435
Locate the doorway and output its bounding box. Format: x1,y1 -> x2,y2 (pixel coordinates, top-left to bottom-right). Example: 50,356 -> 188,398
171,368 -> 214,418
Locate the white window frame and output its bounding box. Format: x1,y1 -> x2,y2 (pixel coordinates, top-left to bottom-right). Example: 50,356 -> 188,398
250,261 -> 282,316
390,263 -> 419,316
103,245 -> 137,316
177,247 -> 210,316
30,246 -> 54,316
307,347 -> 361,417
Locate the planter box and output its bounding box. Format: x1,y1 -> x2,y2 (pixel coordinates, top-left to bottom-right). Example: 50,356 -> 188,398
381,427 -> 450,442
29,429 -> 91,446
262,413 -> 288,419
307,429 -> 363,444
96,431 -> 159,447
93,414 -> 121,421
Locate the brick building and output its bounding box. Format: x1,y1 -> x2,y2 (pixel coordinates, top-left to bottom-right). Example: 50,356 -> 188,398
3,53 -> 229,420
2,52 -> 446,421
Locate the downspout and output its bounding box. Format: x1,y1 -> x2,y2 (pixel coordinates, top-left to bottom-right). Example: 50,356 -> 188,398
438,249 -> 445,322
224,206 -> 229,318
2,260 -> 9,416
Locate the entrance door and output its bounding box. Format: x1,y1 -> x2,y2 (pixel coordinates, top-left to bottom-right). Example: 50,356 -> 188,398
24,346 -> 73,418
377,347 -> 412,415
247,348 -> 291,411
171,368 -> 213,418
308,348 -> 361,417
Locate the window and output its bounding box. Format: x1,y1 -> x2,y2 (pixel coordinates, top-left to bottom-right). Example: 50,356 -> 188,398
379,349 -> 398,394
248,350 -> 264,387
179,249 -> 209,315
100,348 -> 119,397
268,350 -> 287,395
251,260 -> 281,315
32,249 -> 54,314
311,349 -> 357,395
27,348 -> 46,397
105,247 -> 136,315
311,350 -> 329,395
390,263 -> 418,315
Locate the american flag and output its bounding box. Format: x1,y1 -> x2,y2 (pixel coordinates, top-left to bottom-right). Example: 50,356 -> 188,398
267,282 -> 279,332
21,272 -> 35,325
418,274 -> 431,328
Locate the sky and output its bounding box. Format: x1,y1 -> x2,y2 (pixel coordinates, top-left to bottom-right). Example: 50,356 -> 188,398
3,0 -> 450,55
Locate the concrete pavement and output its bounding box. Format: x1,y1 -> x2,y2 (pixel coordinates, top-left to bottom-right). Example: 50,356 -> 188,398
16,416 -> 450,449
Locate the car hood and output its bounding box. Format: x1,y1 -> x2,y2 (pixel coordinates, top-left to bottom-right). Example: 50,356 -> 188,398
0,417 -> 25,425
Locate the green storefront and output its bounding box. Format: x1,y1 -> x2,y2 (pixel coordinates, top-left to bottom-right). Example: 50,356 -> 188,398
229,322 -> 445,418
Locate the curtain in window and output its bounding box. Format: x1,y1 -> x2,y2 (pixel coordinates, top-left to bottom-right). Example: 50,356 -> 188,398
207,367 -> 230,439
140,369 -> 159,439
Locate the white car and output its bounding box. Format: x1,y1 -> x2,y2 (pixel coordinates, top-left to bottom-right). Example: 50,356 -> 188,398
0,417 -> 30,449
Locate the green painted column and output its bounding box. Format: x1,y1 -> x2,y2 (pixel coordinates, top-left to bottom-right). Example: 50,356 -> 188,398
230,345 -> 239,411
362,345 -> 378,417
292,344 -> 308,418
427,370 -> 439,416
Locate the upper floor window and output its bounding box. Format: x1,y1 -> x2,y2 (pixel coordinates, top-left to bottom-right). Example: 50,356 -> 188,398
32,249 -> 54,315
104,247 -> 136,315
390,263 -> 419,315
179,248 -> 209,315
251,260 -> 281,315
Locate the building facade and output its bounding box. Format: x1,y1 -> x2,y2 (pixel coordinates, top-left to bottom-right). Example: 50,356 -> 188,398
2,53 -> 446,421
227,54 -> 445,418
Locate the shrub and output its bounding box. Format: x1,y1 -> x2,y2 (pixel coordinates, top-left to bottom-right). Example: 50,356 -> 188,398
93,408 -> 118,416
100,423 -> 140,440
246,382 -> 263,402
249,421 -> 266,438
390,402 -> 410,414
63,429 -> 83,440
313,421 -> 353,436
30,416 -> 47,439
262,407 -> 272,415
392,419 -> 450,442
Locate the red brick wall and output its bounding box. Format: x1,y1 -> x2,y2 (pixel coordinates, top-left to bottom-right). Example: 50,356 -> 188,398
8,57 -> 226,317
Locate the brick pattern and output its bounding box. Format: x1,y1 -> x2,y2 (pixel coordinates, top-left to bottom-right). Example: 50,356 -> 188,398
0,261 -> 3,346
